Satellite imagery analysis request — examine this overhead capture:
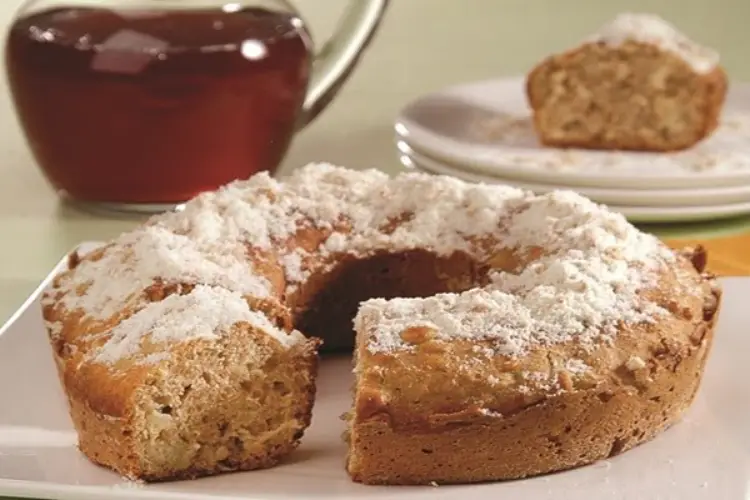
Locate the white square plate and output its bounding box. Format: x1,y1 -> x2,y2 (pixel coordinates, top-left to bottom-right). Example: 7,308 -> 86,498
1,243 -> 749,500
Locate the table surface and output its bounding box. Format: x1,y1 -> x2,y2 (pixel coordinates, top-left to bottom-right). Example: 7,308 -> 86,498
1,0 -> 750,325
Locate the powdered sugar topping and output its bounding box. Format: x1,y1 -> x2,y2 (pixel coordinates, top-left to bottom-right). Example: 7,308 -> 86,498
53,162 -> 530,321
53,225 -> 272,321
359,185 -> 674,357
565,359 -> 590,375
590,13 -> 719,73
92,285 -> 304,364
48,162 -> 676,363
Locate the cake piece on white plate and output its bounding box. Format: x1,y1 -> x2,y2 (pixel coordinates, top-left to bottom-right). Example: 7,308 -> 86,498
526,13 -> 728,152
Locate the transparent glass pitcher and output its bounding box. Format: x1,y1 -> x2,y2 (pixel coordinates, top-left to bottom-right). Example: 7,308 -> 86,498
5,0 -> 389,212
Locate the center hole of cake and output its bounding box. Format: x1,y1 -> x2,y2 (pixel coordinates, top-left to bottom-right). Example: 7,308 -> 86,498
291,249 -> 489,353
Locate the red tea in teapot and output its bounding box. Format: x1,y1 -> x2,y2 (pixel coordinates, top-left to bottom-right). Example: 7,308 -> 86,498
5,6 -> 312,205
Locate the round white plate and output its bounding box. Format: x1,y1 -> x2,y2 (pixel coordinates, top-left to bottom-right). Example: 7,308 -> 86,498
397,140 -> 750,207
400,151 -> 750,223
610,201 -> 750,223
395,76 -> 750,189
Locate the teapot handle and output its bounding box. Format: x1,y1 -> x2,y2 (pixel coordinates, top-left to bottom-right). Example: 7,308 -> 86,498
298,0 -> 389,128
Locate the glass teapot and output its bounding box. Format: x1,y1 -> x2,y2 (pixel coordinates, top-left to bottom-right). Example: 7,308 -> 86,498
4,0 -> 389,212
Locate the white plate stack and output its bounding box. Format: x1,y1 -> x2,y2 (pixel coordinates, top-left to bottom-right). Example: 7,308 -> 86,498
394,77 -> 750,223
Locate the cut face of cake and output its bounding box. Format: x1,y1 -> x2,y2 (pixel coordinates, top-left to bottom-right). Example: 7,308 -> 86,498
526,13 -> 728,152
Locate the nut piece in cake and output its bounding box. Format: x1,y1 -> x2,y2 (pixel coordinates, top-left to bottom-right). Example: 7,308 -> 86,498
526,13 -> 728,152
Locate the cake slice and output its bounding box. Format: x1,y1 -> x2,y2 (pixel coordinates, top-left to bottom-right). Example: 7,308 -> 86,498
526,13 -> 728,152
44,276 -> 320,481
345,247 -> 720,485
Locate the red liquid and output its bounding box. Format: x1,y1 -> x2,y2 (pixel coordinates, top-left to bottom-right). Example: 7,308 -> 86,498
5,7 -> 312,204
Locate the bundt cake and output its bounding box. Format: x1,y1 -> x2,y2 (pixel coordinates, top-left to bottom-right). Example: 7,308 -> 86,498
41,163 -> 721,484
526,13 -> 728,152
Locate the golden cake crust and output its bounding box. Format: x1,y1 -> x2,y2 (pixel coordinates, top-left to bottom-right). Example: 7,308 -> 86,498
347,247 -> 721,484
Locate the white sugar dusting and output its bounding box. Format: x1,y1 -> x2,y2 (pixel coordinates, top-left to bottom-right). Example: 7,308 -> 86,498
565,359 -> 589,375
479,408 -> 504,418
92,285 -> 303,364
51,162 -> 527,321
55,225 -> 272,321
589,13 -> 719,73
46,321 -> 63,336
280,250 -> 308,285
521,371 -> 559,393
47,162 -> 677,364
359,185 -> 673,357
